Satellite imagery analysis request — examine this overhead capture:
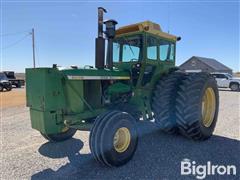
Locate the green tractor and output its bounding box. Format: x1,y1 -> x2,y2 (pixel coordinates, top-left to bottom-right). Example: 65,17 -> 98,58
26,7 -> 219,167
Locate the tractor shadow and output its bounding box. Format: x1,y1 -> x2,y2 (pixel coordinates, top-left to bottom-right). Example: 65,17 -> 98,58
31,122 -> 240,180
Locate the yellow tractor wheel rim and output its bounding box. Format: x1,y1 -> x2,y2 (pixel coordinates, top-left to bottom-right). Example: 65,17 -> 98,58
113,127 -> 131,153
202,87 -> 216,127
61,126 -> 69,133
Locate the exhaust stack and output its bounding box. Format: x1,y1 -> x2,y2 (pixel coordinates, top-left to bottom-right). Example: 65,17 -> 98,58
95,7 -> 107,69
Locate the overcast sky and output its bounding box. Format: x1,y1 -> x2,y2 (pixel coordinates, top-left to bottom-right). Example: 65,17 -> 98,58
1,1 -> 239,72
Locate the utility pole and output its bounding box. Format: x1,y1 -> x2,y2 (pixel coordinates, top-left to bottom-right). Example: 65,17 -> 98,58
31,28 -> 36,68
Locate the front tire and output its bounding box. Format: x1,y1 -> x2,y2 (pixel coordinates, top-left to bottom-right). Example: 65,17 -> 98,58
176,73 -> 219,140
6,85 -> 12,91
90,110 -> 138,167
41,127 -> 77,142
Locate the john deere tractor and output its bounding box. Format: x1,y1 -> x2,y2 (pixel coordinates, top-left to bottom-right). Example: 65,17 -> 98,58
26,7 -> 219,167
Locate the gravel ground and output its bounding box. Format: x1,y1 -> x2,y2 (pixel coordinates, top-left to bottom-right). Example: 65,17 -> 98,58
1,89 -> 240,180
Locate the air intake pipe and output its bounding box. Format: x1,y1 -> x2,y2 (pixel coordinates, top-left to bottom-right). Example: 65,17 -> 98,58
104,19 -> 118,70
95,7 -> 107,69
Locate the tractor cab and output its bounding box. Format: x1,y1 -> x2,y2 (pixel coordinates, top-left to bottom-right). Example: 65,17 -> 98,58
112,21 -> 179,87
94,8 -> 179,88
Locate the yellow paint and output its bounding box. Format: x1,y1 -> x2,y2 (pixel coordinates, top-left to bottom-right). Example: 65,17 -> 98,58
61,126 -> 69,133
116,20 -> 178,41
113,127 -> 131,153
202,88 -> 216,127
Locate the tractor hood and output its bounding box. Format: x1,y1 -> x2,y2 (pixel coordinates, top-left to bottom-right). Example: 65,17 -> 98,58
61,68 -> 130,80
26,67 -> 131,134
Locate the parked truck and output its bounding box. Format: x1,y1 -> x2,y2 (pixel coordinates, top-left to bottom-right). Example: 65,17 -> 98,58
3,71 -> 25,88
0,72 -> 12,91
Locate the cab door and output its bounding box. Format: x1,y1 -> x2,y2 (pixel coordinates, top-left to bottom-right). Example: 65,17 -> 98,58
140,35 -> 159,86
140,34 -> 175,87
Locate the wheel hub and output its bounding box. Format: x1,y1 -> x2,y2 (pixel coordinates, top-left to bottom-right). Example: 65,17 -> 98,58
231,84 -> 238,91
202,87 -> 216,127
113,127 -> 131,153
61,126 -> 69,133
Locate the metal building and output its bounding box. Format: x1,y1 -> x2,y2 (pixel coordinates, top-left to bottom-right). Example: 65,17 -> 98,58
179,56 -> 232,74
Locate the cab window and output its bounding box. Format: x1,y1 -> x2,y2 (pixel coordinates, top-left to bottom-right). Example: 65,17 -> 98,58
113,35 -> 143,62
159,40 -> 175,61
122,45 -> 140,62
113,42 -> 120,62
147,36 -> 158,60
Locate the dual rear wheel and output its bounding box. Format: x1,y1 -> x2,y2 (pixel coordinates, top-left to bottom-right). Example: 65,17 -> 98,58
152,72 -> 219,140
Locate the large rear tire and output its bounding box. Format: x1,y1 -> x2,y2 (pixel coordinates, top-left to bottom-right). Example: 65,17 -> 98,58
152,72 -> 185,134
41,127 -> 77,142
176,73 -> 219,140
90,110 -> 138,167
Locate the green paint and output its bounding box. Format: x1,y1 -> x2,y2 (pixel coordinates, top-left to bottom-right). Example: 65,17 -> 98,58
62,68 -> 130,77
107,82 -> 131,95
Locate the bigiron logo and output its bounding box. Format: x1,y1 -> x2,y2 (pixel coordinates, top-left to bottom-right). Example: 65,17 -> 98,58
180,159 -> 237,179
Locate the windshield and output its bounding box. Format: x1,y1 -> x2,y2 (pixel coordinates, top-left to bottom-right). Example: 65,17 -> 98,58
0,73 -> 8,80
113,35 -> 143,62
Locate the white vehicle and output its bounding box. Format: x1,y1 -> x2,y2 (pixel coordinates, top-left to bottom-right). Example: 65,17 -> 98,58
211,72 -> 240,91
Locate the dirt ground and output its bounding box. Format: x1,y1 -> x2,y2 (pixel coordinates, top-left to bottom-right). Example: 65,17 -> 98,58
0,88 -> 26,108
1,88 -> 240,180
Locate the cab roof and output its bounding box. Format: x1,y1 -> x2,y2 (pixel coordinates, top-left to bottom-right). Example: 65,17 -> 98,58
116,21 -> 178,41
